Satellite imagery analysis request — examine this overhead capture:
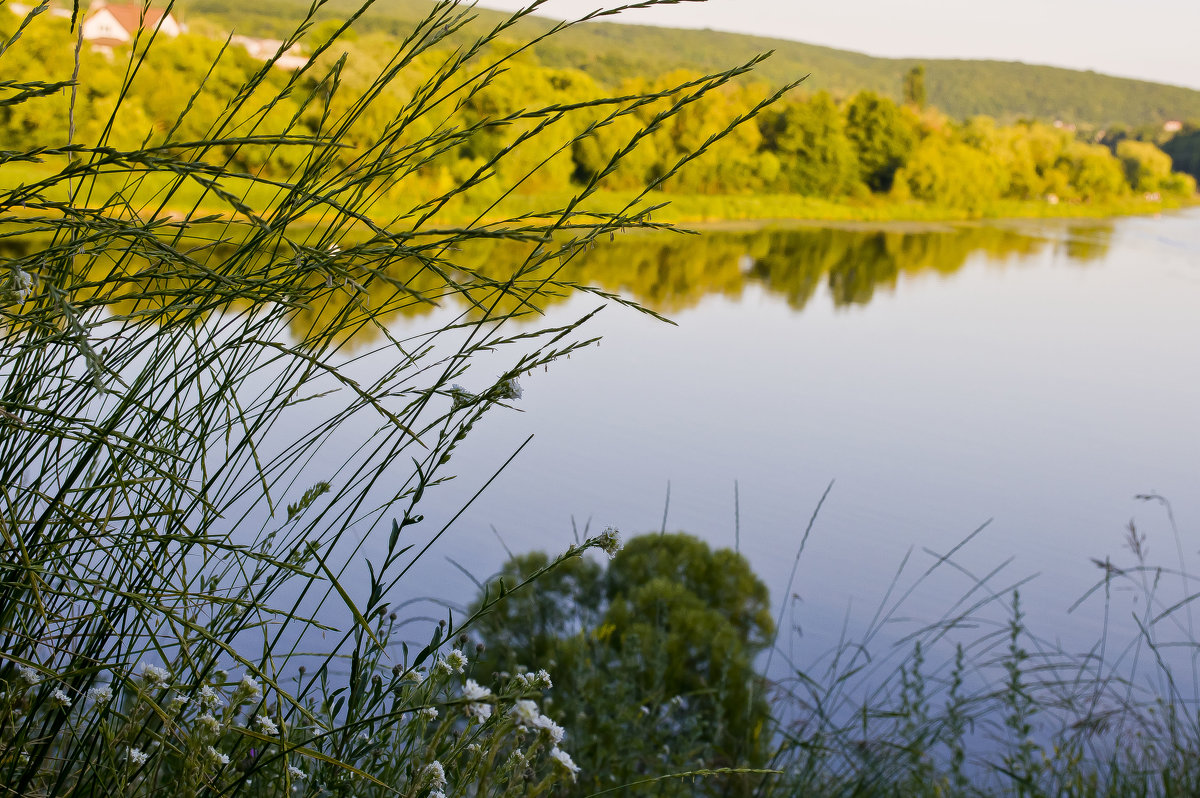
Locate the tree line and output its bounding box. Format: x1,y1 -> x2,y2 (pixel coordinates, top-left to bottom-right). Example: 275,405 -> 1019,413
180,0 -> 1200,127
2,15 -> 1195,216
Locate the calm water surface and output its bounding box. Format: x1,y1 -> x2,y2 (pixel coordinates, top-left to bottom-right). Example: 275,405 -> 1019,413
333,211 -> 1200,674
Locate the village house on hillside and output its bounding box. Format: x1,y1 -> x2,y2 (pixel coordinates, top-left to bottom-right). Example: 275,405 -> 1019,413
81,2 -> 183,47
7,2 -> 306,69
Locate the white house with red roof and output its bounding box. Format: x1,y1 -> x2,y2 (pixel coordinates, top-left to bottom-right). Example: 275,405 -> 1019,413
81,2 -> 182,47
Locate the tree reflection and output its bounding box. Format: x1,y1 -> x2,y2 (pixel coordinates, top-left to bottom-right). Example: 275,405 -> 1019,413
1,220 -> 1111,347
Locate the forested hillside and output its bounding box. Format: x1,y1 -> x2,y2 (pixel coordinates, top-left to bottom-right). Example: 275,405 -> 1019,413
3,5 -> 1195,222
176,0 -> 1200,126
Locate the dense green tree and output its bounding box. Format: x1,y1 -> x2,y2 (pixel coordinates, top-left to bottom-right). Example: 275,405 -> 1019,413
1060,140 -> 1128,200
452,47 -> 597,195
761,92 -> 859,196
469,551 -> 606,675
572,111 -> 664,189
1162,127 -> 1200,182
894,136 -> 1006,211
1116,139 -> 1166,191
641,73 -> 776,194
903,64 -> 927,108
605,533 -> 773,650
843,90 -> 917,192
1116,138 -> 1187,194
0,15 -> 80,147
470,533 -> 773,797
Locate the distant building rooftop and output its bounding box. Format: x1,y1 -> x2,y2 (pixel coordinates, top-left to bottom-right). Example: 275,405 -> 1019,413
81,2 -> 183,47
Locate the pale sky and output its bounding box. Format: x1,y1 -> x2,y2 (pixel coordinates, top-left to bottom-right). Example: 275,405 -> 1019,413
476,0 -> 1200,91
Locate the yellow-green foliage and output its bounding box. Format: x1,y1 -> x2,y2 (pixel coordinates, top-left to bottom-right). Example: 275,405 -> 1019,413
1,13 -> 1193,220
1117,138 -> 1185,193
894,138 -> 1007,211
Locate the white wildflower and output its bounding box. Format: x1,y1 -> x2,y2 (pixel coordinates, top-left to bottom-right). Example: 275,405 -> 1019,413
127,747 -> 149,766
462,678 -> 491,721
463,700 -> 492,724
463,679 -> 490,700
287,765 -> 307,781
87,685 -> 113,705
505,748 -> 527,771
550,747 -> 580,780
430,791 -> 447,798
496,377 -> 523,401
446,649 -> 468,672
16,664 -> 39,685
49,688 -> 71,709
436,649 -> 467,675
596,527 -> 622,557
197,685 -> 220,708
448,385 -> 475,411
140,663 -> 170,687
197,712 -> 221,735
235,674 -> 261,703
511,699 -> 539,728
423,761 -> 446,789
535,669 -> 552,688
419,706 -> 438,720
255,714 -> 279,735
533,713 -> 565,744
4,266 -> 34,305
207,746 -> 230,766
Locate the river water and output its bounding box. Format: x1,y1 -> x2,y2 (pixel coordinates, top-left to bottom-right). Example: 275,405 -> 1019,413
344,210 -> 1200,681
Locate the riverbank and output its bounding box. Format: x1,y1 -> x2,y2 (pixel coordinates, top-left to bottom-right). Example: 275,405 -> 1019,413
3,159 -> 1193,231
462,189 -> 1199,227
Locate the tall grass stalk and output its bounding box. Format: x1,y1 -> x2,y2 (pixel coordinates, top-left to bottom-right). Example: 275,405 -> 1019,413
0,1 -> 792,794
763,496 -> 1200,797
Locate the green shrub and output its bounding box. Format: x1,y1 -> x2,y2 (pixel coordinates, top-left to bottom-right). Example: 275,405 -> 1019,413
471,532 -> 772,796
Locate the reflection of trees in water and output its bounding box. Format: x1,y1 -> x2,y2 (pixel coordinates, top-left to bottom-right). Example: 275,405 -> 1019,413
1,226 -> 456,350
750,225 -> 1056,309
563,222 -> 1107,313
1,221 -> 1112,346
1060,225 -> 1113,262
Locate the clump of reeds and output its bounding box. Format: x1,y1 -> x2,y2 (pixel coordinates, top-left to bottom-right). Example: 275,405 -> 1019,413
763,494 -> 1200,797
0,0 -> 794,794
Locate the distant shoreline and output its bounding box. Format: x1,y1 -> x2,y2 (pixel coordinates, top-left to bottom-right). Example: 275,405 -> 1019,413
673,205 -> 1200,234
457,190 -> 1200,231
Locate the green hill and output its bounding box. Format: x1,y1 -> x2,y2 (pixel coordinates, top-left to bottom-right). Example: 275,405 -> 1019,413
176,0 -> 1200,127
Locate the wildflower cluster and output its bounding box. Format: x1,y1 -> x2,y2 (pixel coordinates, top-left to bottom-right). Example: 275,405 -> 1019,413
1,660 -> 305,796
463,679 -> 493,722
0,265 -> 35,306
596,527 -> 623,557
495,377 -> 524,401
